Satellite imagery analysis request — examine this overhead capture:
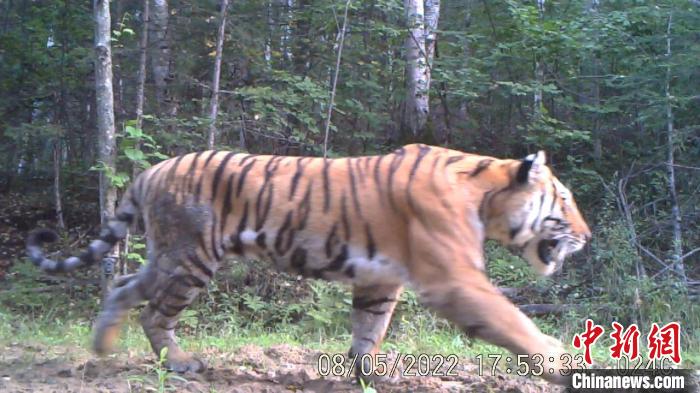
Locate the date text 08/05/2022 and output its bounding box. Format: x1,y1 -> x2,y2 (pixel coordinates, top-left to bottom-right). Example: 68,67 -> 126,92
315,320 -> 683,379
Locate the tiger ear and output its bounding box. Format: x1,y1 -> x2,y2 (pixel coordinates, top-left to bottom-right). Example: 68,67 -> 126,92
516,150 -> 546,183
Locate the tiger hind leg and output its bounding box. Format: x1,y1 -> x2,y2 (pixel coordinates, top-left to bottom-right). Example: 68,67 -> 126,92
139,258 -> 215,373
93,269 -> 152,355
349,284 -> 403,383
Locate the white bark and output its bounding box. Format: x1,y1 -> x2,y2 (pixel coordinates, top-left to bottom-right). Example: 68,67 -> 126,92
207,0 -> 229,150
150,0 -> 172,114
264,0 -> 273,68
135,0 -> 149,129
323,0 -> 351,158
664,13 -> 686,283
533,0 -> 545,118
402,0 -> 439,139
53,142 -> 65,229
94,0 -> 119,295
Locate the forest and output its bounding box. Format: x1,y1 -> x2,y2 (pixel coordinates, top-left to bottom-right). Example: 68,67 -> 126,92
0,0 -> 698,392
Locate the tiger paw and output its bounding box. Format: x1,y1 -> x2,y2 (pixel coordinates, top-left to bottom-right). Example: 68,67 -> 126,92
165,353 -> 207,373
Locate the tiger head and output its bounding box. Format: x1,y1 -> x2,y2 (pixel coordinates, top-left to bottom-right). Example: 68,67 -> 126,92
482,151 -> 591,276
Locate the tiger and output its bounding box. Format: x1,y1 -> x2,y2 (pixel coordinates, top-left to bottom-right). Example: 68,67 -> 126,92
27,143 -> 590,385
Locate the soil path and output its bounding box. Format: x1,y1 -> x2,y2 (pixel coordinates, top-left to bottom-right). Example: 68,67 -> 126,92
0,342 -> 563,393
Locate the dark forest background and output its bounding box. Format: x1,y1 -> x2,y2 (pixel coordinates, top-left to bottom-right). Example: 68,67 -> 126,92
0,0 -> 698,365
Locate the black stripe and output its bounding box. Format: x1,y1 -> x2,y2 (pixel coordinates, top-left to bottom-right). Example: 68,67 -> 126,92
236,159 -> 257,197
445,155 -> 464,166
364,156 -> 372,173
289,157 -> 307,200
347,159 -> 362,217
210,153 -> 238,259
231,201 -> 249,254
406,145 -> 431,210
365,224 -> 376,259
296,182 -> 313,230
274,211 -> 294,255
219,172 -> 236,249
255,182 -> 274,231
198,234 -> 212,261
163,154 -> 186,189
183,274 -> 206,288
194,152 -> 219,203
203,150 -> 220,168
354,156 -> 366,183
238,154 -> 256,166
327,245 -> 348,271
322,159 -> 332,212
325,224 -> 338,258
386,148 -> 406,211
340,193 -> 351,241
184,151 -> 206,193
211,152 -> 237,202
372,155 -> 386,198
470,159 -> 494,177
187,251 -> 214,279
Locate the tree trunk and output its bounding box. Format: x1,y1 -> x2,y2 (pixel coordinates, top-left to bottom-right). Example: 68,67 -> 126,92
533,0 -> 545,119
322,0 -> 351,158
664,13 -> 686,284
150,0 -> 172,115
94,0 -> 119,298
135,0 -> 149,131
264,0 -> 273,68
207,0 -> 229,150
53,141 -> 65,230
402,0 -> 427,140
401,0 -> 439,141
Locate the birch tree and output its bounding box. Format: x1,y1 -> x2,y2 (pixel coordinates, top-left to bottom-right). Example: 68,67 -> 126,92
401,0 -> 440,140
135,0 -> 149,132
207,0 -> 229,149
664,13 -> 686,284
150,0 -> 173,115
94,0 -> 119,295
533,0 -> 545,119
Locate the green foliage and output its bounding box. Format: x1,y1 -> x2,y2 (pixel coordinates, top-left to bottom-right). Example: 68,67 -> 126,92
119,119 -> 169,169
127,347 -> 189,393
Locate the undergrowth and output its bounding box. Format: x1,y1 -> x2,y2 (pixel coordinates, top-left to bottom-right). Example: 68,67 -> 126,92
1,227 -> 698,371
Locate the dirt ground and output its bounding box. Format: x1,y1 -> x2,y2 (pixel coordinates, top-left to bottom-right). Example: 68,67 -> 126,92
0,342 -> 564,393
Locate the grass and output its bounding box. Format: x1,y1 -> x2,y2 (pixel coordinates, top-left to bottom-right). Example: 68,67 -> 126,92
1,251 -> 698,374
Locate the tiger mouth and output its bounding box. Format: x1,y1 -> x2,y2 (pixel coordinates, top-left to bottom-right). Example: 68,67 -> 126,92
537,239 -> 559,265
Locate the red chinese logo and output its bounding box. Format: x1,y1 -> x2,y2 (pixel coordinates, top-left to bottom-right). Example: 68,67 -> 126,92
647,322 -> 681,364
572,319 -> 605,365
609,322 -> 640,360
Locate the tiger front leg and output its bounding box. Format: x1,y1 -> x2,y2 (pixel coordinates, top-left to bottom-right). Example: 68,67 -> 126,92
407,222 -> 571,385
349,284 -> 403,384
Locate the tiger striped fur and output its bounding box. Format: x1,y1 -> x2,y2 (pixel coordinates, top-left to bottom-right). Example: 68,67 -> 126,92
27,144 -> 590,385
